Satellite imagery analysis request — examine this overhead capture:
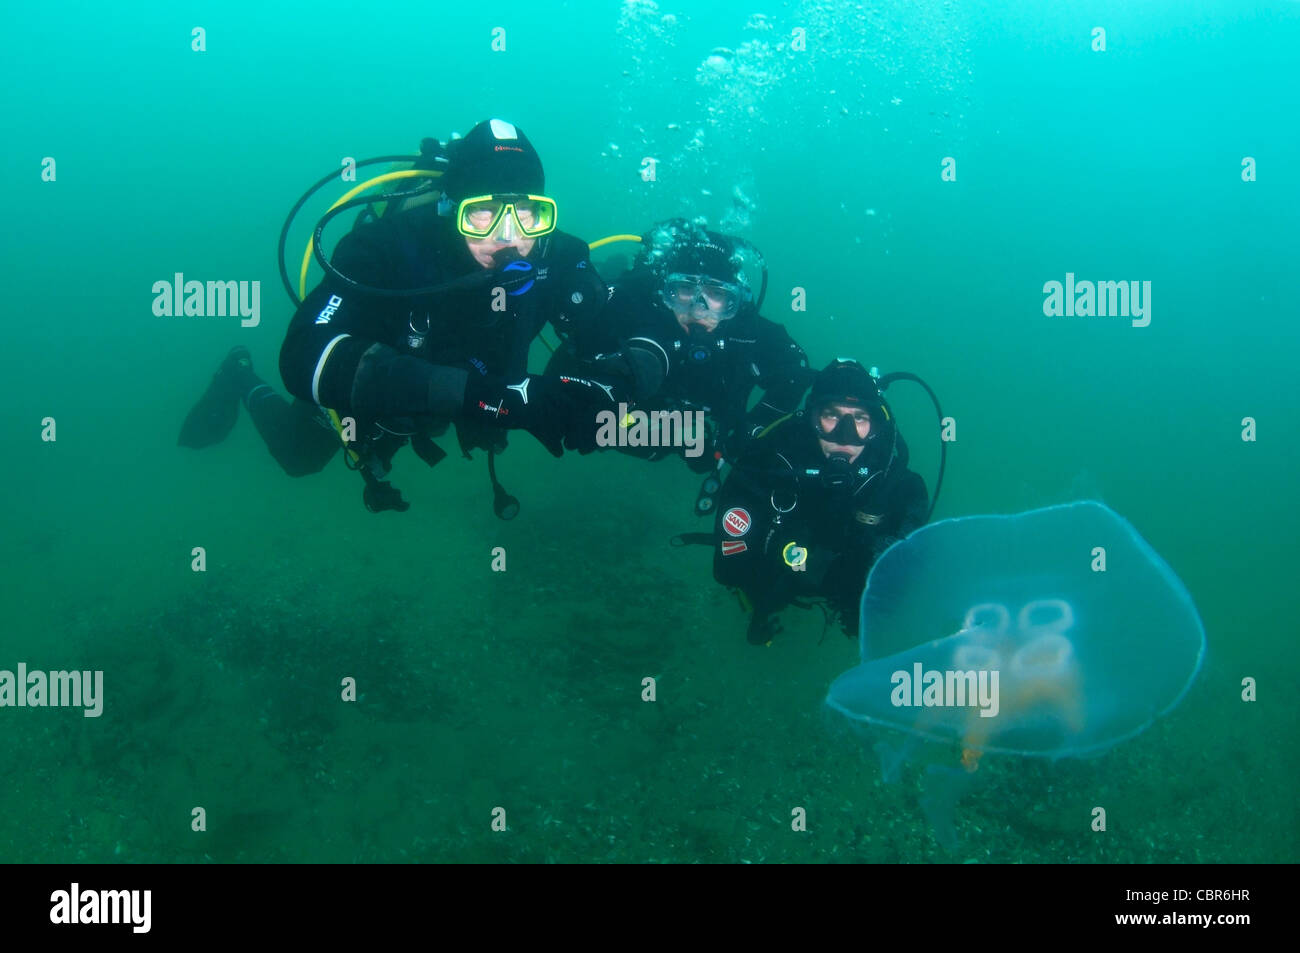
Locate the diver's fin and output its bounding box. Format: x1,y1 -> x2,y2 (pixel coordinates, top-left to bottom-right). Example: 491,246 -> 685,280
178,347 -> 253,449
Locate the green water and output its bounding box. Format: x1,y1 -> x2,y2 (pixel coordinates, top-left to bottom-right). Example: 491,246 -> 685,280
1,0 -> 1295,862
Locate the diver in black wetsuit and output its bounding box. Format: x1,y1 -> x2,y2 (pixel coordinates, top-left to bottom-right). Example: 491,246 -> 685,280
178,118 -> 623,513
547,220 -> 811,500
713,359 -> 929,645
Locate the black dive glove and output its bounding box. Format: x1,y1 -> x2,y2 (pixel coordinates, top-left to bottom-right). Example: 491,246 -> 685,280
462,373 -> 619,457
588,337 -> 670,403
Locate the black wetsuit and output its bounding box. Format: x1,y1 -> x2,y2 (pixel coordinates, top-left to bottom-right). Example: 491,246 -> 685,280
712,413 -> 929,639
275,203 -> 606,485
547,269 -> 811,469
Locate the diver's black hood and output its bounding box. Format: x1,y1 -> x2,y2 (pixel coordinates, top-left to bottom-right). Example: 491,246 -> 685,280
441,119 -> 545,202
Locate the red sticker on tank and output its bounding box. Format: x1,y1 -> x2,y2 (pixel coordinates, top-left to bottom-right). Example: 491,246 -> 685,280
723,507 -> 751,537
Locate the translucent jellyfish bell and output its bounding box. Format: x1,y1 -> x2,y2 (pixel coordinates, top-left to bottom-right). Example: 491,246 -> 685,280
826,502 -> 1206,759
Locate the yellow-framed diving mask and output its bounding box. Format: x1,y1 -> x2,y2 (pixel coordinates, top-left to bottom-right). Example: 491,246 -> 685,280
455,193 -> 558,241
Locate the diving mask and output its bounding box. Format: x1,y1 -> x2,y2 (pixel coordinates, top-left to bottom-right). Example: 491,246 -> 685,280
661,273 -> 744,321
456,193 -> 558,241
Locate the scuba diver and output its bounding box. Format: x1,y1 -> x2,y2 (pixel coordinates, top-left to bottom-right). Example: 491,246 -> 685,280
712,359 -> 930,645
547,219 -> 812,505
178,118 -> 624,513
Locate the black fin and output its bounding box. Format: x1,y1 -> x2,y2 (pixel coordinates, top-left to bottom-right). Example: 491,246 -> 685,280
177,349 -> 248,448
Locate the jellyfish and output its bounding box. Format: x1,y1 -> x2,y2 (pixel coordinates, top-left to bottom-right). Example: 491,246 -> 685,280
826,501 -> 1206,846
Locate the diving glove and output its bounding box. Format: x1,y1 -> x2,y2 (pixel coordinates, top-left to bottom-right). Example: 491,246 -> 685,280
589,337 -> 670,403
462,373 -> 618,457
